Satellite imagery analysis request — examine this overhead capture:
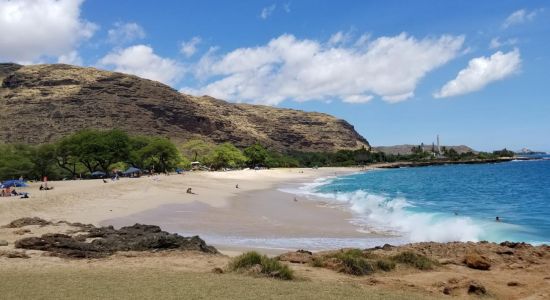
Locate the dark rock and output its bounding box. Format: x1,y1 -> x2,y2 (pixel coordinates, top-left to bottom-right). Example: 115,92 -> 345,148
212,267 -> 224,274
507,281 -> 524,287
14,223 -> 217,259
467,281 -> 487,295
500,241 -> 532,249
4,217 -> 51,228
0,240 -> 8,246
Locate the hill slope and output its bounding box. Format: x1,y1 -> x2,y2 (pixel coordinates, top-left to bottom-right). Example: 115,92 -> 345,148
0,63 -> 369,152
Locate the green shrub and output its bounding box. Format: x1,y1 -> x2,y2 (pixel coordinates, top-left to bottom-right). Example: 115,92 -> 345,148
339,256 -> 374,276
228,251 -> 294,280
375,259 -> 396,271
309,256 -> 325,268
391,251 -> 435,270
228,251 -> 263,271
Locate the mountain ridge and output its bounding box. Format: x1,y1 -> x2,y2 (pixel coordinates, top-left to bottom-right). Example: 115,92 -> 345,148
0,63 -> 369,152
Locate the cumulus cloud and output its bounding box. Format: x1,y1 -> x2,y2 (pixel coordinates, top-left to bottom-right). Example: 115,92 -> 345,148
181,33 -> 464,105
434,49 -> 521,98
57,51 -> 83,66
260,4 -> 276,19
0,0 -> 97,63
98,45 -> 184,85
107,22 -> 145,44
489,37 -> 518,49
180,37 -> 202,57
502,9 -> 539,28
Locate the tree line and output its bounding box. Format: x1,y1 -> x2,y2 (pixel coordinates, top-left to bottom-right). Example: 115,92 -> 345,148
0,129 -> 516,181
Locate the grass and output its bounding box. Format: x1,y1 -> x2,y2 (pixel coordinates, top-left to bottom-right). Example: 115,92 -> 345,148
0,268 -> 434,300
228,251 -> 294,280
390,251 -> 437,270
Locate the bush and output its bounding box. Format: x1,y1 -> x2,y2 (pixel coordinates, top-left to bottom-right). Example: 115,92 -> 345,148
228,251 -> 294,280
391,251 -> 436,270
309,256 -> 325,268
375,259 -> 396,271
333,249 -> 374,276
339,256 -> 374,276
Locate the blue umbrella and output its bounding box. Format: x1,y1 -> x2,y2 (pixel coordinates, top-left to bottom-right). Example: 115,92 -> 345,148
123,167 -> 141,175
91,171 -> 106,177
1,180 -> 28,188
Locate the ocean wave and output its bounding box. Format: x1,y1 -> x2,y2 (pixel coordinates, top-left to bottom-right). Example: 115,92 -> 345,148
280,180 -> 525,243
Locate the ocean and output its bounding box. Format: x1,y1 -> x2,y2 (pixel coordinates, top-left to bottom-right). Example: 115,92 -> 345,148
290,157 -> 550,245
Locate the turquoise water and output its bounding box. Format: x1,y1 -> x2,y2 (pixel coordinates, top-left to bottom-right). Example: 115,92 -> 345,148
307,159 -> 550,244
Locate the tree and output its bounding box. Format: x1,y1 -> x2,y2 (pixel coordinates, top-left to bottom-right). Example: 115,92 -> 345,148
207,143 -> 247,170
0,144 -> 33,180
137,137 -> 181,173
243,143 -> 269,167
30,144 -> 58,180
180,139 -> 214,162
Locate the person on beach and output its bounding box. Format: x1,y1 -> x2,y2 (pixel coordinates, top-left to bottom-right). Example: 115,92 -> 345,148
235,184 -> 239,189
496,216 -> 500,222
186,187 -> 194,194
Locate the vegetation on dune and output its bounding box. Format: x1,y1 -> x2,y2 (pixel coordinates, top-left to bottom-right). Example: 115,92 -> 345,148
228,251 -> 294,280
308,249 -> 435,275
390,251 -> 437,270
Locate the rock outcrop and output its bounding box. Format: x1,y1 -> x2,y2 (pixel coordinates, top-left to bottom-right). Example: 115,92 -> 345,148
0,63 -> 369,152
15,223 -> 218,258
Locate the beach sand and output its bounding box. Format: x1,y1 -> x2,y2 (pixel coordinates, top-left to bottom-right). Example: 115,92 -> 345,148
0,167 -> 370,253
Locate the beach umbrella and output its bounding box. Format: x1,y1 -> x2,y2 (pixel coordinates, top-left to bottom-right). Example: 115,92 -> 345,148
1,180 -> 28,188
123,167 -> 141,175
91,171 -> 106,177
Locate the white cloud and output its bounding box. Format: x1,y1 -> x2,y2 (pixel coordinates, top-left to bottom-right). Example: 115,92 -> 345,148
342,94 -> 374,104
489,37 -> 518,49
434,49 -> 521,98
182,33 -> 465,105
180,37 -> 202,57
502,9 -> 539,28
98,45 -> 184,85
260,4 -> 276,19
0,0 -> 97,63
107,22 -> 145,44
328,31 -> 352,46
57,50 -> 83,66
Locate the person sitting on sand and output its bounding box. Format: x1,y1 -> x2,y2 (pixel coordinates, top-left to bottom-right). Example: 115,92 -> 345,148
11,189 -> 18,196
186,187 -> 195,194
235,184 -> 239,189
20,193 -> 29,199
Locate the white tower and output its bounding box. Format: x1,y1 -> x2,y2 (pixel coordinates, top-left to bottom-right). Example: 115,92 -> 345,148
437,134 -> 441,154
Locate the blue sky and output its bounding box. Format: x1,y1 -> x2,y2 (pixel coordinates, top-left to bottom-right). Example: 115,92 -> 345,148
1,0 -> 549,151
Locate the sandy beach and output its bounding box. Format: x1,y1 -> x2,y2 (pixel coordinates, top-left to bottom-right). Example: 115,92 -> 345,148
0,167 -> 370,253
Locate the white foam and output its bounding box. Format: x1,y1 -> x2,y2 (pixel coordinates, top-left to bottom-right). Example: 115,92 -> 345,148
280,178 -> 530,243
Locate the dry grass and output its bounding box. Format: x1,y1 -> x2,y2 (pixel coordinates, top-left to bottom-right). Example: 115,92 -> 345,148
0,268 -> 433,300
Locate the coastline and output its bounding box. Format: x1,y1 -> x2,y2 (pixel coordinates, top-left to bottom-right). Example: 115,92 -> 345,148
1,166 -> 549,299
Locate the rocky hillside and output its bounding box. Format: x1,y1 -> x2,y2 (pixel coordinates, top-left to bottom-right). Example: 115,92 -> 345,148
0,63 -> 369,152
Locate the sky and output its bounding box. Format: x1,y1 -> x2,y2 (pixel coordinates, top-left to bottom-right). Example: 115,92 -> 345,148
1,0 -> 549,151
